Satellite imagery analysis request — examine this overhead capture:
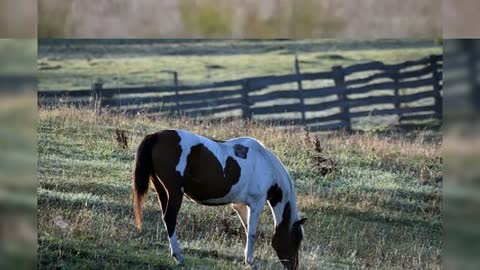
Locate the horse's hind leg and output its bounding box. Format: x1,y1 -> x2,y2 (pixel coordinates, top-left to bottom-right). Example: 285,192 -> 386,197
151,176 -> 168,213
164,186 -> 185,265
152,177 -> 185,265
245,200 -> 264,267
231,203 -> 248,234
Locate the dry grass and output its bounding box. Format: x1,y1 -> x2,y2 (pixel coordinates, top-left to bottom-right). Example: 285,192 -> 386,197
38,106 -> 442,269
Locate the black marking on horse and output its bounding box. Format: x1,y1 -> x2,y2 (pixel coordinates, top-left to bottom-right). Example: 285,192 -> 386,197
144,130 -> 184,238
233,144 -> 249,159
267,184 -> 283,207
271,202 -> 293,268
199,201 -> 231,206
183,144 -> 242,202
271,201 -> 304,269
224,156 -> 241,184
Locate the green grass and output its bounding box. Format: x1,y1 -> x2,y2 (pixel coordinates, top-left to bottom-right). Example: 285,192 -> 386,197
38,107 -> 442,269
38,40 -> 441,91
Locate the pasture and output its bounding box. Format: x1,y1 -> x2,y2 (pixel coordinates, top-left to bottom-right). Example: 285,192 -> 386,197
38,39 -> 441,91
38,107 -> 442,269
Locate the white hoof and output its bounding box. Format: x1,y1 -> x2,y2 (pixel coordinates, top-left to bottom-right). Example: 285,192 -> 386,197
173,254 -> 185,266
245,259 -> 256,270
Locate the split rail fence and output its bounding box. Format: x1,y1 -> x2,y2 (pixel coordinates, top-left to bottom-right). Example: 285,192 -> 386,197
38,54 -> 442,131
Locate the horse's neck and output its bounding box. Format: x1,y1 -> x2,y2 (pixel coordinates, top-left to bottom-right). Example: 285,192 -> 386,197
272,178 -> 299,228
263,146 -> 299,227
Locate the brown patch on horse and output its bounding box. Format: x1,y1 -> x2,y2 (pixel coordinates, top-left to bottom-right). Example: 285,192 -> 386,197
150,130 -> 184,237
272,203 -> 292,256
133,130 -> 183,232
267,184 -> 283,207
271,202 -> 305,270
233,144 -> 249,159
183,144 -> 241,202
150,130 -> 183,184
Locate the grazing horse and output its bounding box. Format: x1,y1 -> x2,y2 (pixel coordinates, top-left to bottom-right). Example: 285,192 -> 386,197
133,129 -> 306,269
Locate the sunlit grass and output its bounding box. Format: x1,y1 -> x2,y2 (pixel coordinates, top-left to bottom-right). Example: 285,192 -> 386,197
38,40 -> 441,91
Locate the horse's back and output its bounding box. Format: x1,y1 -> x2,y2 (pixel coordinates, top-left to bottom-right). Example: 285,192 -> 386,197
150,130 -> 274,205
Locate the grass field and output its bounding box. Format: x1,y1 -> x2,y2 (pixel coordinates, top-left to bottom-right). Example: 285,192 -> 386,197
38,39 -> 441,91
38,107 -> 442,269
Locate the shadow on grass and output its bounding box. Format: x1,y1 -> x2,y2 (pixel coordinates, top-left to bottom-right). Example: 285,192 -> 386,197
38,186 -> 272,265
369,187 -> 441,214
39,40 -> 438,57
38,186 -> 245,240
40,181 -> 131,199
39,236 -> 176,270
39,187 -> 148,219
300,186 -> 441,231
318,205 -> 441,232
39,179 -> 442,233
343,186 -> 441,217
39,140 -> 133,164
39,233 -> 252,269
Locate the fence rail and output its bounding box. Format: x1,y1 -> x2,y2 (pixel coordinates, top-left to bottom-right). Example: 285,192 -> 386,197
38,54 -> 442,131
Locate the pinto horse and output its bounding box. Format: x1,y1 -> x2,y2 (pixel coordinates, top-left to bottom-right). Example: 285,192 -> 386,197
133,129 -> 306,269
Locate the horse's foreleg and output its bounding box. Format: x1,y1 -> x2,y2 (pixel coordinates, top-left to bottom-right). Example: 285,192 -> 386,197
244,201 -> 263,267
162,188 -> 184,265
231,203 -> 248,234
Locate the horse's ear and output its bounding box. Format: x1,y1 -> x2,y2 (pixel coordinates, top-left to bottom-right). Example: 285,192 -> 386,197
294,218 -> 307,227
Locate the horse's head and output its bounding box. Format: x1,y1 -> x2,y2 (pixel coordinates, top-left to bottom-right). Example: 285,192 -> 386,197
272,216 -> 307,270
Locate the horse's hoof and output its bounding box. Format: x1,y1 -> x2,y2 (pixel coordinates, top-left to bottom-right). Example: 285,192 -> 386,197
173,254 -> 185,266
245,261 -> 257,270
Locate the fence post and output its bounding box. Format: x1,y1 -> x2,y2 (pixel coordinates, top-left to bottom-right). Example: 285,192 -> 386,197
332,66 -> 351,131
160,70 -> 180,112
430,55 -> 442,118
92,81 -> 103,114
392,67 -> 402,121
174,80 -> 180,113
242,80 -> 252,119
295,55 -> 306,124
172,71 -> 180,112
173,71 -> 179,86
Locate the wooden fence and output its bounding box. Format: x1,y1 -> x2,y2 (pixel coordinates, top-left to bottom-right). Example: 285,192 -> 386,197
38,54 -> 442,131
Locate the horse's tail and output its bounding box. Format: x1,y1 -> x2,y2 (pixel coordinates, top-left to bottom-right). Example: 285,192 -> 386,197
133,133 -> 157,232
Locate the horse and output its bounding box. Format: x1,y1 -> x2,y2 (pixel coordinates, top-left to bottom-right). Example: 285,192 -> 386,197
132,129 -> 306,269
